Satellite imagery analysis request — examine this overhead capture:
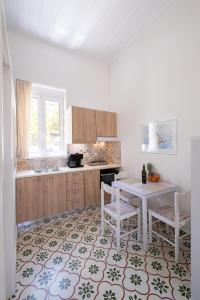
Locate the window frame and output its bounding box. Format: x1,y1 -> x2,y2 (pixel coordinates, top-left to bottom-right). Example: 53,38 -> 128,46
29,92 -> 65,158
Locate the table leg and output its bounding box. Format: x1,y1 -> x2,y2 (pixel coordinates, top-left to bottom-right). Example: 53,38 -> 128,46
142,196 -> 148,251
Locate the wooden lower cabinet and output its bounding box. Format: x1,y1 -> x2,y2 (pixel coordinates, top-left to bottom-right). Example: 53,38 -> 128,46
84,170 -> 100,207
67,195 -> 84,210
44,174 -> 66,217
16,176 -> 44,223
67,189 -> 84,201
16,169 -> 102,223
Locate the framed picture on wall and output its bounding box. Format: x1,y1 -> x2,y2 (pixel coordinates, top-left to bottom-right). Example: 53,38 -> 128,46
142,119 -> 177,154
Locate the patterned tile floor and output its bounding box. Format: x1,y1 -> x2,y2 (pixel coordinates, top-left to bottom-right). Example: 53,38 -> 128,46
12,207 -> 191,300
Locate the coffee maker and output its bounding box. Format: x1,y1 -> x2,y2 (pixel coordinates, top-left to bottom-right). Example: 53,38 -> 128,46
68,153 -> 83,168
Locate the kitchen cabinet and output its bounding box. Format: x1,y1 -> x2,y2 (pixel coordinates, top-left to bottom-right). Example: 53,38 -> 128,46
16,166 -> 117,223
43,174 -> 66,217
16,176 -> 44,223
16,171 -> 85,223
66,106 -> 118,143
66,172 -> 85,210
96,110 -> 117,137
84,170 -> 100,207
66,106 -> 96,144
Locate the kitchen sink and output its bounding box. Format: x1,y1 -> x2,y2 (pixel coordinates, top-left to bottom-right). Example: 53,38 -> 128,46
34,167 -> 60,173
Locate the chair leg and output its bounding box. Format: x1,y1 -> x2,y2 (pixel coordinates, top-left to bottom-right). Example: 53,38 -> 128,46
175,227 -> 180,263
101,209 -> 104,236
117,219 -> 120,252
149,210 -> 152,244
137,209 -> 141,241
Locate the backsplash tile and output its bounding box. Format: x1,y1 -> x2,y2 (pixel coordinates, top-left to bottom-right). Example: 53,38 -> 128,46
17,159 -> 30,171
68,142 -> 106,165
17,142 -> 121,171
17,157 -> 67,171
68,141 -> 121,165
106,141 -> 121,164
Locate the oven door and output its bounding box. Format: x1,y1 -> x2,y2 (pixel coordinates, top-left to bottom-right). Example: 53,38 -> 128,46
100,173 -> 115,186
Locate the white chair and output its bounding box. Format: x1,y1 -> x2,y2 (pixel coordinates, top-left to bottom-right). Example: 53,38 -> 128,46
114,172 -> 140,207
148,191 -> 191,263
101,182 -> 141,252
114,172 -> 141,227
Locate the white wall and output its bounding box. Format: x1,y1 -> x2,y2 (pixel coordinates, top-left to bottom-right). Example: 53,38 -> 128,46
110,0 -> 200,190
8,29 -> 110,110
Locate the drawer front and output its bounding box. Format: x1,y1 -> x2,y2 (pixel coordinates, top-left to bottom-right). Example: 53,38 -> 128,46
67,198 -> 84,211
67,172 -> 83,182
67,172 -> 84,191
67,180 -> 84,191
67,189 -> 84,201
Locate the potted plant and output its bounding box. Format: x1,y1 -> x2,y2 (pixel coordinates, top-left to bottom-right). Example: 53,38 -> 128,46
147,163 -> 160,182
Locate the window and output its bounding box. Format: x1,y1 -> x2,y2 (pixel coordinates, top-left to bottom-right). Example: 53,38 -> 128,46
29,84 -> 65,157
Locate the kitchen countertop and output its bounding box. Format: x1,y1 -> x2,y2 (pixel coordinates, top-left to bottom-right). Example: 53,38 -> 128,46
16,163 -> 121,178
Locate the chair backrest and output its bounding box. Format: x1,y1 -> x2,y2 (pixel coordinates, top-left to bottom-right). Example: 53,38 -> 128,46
101,182 -> 120,216
175,191 -> 191,223
114,171 -> 128,181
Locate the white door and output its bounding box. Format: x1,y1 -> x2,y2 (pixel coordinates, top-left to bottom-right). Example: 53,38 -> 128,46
191,137 -> 200,300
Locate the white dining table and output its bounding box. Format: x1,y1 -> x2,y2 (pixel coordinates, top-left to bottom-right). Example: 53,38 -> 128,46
112,178 -> 177,251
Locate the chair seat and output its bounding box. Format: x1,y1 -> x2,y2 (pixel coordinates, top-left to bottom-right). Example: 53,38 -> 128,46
120,190 -> 135,201
105,200 -> 137,217
120,191 -> 140,208
151,205 -> 190,223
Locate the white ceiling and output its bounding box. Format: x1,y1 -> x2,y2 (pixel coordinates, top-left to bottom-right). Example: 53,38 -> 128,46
4,0 -> 173,62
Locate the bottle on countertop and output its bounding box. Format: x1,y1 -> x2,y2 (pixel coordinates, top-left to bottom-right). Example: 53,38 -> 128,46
142,164 -> 147,184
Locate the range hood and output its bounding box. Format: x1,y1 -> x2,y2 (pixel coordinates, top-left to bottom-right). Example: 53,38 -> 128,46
96,136 -> 120,142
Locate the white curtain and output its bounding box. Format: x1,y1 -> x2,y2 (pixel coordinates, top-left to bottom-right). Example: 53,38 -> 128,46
16,79 -> 32,158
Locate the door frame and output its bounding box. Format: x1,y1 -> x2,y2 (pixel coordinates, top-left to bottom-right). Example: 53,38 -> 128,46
0,1 -> 16,298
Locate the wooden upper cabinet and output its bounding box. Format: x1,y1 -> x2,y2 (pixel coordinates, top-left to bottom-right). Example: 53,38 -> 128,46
43,174 -> 66,217
84,170 -> 100,207
67,106 -> 96,144
16,176 -> 44,223
66,106 -> 117,143
96,110 -> 117,137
